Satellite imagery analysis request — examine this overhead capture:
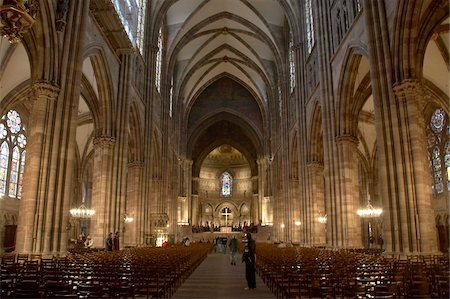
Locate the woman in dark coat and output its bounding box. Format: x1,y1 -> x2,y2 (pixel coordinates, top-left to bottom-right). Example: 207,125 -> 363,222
242,232 -> 256,289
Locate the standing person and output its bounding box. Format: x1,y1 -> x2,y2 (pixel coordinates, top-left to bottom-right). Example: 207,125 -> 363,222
113,231 -> 120,251
105,232 -> 113,251
228,235 -> 238,265
84,235 -> 93,248
222,237 -> 228,254
242,232 -> 256,290
216,236 -> 222,253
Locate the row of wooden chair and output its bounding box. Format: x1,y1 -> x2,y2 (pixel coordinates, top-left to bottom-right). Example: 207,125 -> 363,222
254,244 -> 449,299
1,243 -> 213,298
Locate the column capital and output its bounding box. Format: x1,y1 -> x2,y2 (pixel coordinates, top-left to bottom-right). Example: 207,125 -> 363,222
32,80 -> 60,100
306,161 -> 324,172
335,134 -> 358,145
293,43 -> 302,51
93,135 -> 116,148
257,155 -> 273,165
116,47 -> 136,56
128,161 -> 144,168
149,44 -> 159,53
392,79 -> 423,97
392,79 -> 425,99
393,79 -> 427,111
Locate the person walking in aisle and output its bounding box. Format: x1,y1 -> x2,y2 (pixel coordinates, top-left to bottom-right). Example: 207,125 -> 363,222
228,235 -> 238,265
242,232 -> 256,290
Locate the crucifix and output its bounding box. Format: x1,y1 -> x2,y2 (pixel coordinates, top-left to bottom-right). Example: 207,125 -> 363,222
221,207 -> 231,227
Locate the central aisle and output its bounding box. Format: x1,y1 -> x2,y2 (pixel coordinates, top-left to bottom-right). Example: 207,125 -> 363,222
172,251 -> 275,299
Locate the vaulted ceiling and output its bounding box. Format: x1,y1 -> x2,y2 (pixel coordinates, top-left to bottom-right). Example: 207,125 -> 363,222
165,0 -> 287,112
163,0 -> 289,162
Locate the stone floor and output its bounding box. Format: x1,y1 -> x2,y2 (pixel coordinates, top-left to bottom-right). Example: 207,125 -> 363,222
172,251 -> 275,299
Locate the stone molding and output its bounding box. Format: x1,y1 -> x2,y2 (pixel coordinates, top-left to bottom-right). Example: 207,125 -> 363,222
149,44 -> 159,53
93,136 -> 116,148
128,161 -> 144,168
32,81 -> 60,100
116,48 -> 136,56
392,79 -> 424,100
306,161 -> 324,172
335,134 -> 358,145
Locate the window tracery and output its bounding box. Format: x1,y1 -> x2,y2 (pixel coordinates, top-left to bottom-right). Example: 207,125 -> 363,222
155,27 -> 163,93
331,0 -> 363,51
289,34 -> 296,92
428,108 -> 450,194
304,0 -> 315,54
221,171 -> 232,197
0,110 -> 27,199
113,0 -> 147,54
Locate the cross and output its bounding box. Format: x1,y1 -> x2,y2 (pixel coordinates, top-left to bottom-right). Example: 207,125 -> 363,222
221,207 -> 231,227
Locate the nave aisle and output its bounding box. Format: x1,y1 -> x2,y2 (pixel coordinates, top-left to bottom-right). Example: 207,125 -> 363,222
171,251 -> 275,299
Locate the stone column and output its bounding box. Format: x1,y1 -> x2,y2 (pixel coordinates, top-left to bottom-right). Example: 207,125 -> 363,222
125,161 -> 143,247
191,177 -> 199,226
15,82 -> 60,254
334,135 -> 362,248
306,162 -> 326,246
256,158 -> 266,223
113,50 -> 134,247
184,159 -> 193,222
385,80 -> 437,254
251,176 -> 259,224
90,136 -> 115,248
363,0 -> 439,254
290,178 -> 301,243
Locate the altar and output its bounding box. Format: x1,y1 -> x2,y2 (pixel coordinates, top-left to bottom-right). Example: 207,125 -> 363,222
220,226 -> 232,233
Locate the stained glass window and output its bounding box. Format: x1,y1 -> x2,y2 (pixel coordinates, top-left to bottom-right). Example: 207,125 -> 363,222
169,76 -> 173,117
304,0 -> 315,54
113,0 -> 147,54
289,34 -> 296,92
221,171 -> 232,197
355,0 -> 362,12
136,0 -> 147,54
9,146 -> 19,197
18,151 -> 25,198
0,110 -> 27,199
155,27 -> 163,93
0,142 -> 9,196
428,108 -> 450,194
431,109 -> 445,133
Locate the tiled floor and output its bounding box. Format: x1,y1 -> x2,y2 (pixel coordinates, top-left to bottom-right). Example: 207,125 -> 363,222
172,251 -> 275,299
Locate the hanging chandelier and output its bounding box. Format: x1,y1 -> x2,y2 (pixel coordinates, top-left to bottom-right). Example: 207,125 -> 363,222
357,202 -> 382,218
0,0 -> 37,44
70,203 -> 95,218
318,214 -> 327,224
124,214 -> 134,223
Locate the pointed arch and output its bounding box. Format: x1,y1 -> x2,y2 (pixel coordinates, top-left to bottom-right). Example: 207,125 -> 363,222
336,44 -> 370,137
82,45 -> 116,138
128,102 -> 143,163
151,129 -> 162,179
22,0 -> 59,81
290,131 -> 299,180
308,101 -> 324,164
393,0 -> 449,83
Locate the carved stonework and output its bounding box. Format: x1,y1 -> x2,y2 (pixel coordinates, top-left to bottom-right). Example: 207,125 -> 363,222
335,134 -> 358,146
393,79 -> 427,113
93,136 -> 116,148
306,161 -> 324,173
32,81 -> 60,100
56,0 -> 70,32
392,79 -> 425,100
150,213 -> 169,228
128,161 -> 144,169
